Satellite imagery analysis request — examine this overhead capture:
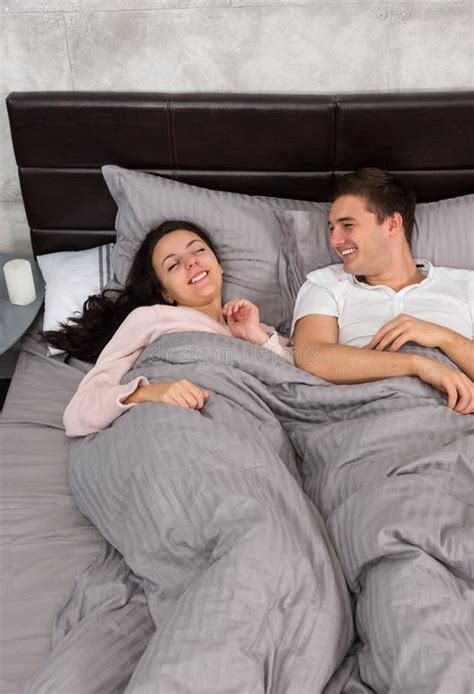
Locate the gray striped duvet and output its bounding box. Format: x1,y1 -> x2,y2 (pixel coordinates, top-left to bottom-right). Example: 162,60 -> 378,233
26,334 -> 473,693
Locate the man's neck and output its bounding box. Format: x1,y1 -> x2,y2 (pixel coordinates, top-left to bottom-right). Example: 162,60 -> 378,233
362,257 -> 425,292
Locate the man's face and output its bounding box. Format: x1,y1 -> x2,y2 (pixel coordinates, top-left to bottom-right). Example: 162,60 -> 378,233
328,194 -> 392,277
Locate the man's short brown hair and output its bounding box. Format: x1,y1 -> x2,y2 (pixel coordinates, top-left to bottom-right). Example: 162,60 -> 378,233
332,168 -> 416,246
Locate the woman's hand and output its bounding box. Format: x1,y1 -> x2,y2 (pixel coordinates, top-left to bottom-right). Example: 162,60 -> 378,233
124,381 -> 208,409
367,314 -> 453,352
222,299 -> 269,345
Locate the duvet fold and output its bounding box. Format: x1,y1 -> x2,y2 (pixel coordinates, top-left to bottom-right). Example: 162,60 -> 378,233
26,333 -> 473,694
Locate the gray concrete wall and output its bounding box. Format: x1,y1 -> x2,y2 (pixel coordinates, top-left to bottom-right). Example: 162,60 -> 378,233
1,0 -> 473,255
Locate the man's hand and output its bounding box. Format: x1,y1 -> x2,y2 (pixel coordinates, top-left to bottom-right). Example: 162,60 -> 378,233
367,314 -> 452,352
414,357 -> 474,414
125,381 -> 209,409
223,299 -> 269,345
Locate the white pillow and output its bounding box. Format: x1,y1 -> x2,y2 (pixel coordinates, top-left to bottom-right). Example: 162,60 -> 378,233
37,244 -> 114,355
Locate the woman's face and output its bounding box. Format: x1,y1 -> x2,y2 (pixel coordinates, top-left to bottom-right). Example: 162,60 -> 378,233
151,229 -> 223,308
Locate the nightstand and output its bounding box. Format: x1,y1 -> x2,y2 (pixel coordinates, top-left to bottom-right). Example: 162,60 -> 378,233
0,254 -> 45,408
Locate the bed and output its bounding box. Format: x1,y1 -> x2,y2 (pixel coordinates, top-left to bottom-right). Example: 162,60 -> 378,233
1,91 -> 474,694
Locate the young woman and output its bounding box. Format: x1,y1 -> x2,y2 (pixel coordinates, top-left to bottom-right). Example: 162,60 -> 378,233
45,221 -> 293,437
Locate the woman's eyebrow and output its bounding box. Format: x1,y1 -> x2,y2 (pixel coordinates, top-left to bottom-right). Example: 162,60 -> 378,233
161,239 -> 202,266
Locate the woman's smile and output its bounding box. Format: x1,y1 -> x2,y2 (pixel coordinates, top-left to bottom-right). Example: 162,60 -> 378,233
189,269 -> 209,285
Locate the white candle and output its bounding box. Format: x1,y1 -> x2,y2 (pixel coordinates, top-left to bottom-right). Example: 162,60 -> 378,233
3,259 -> 36,306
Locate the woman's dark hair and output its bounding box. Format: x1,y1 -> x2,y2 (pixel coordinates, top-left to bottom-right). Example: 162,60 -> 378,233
332,168 -> 416,246
42,220 -> 219,364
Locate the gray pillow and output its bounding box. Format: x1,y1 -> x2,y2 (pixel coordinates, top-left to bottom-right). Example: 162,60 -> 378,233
103,165 -> 472,336
275,193 -> 474,317
102,165 -> 329,334
412,194 -> 474,270
275,206 -> 338,330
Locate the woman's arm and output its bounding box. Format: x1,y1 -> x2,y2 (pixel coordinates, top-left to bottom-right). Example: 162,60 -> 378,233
259,329 -> 294,365
63,356 -> 149,437
64,305 -> 212,436
123,380 -> 208,409
222,299 -> 294,364
63,307 -> 158,437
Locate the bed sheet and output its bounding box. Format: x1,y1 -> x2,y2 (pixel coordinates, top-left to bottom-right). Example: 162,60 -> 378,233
0,330 -> 103,694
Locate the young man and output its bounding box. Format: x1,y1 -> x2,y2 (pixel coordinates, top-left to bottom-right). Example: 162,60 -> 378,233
292,168 -> 474,414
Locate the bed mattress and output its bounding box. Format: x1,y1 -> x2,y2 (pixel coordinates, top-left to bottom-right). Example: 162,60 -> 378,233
0,330 -> 103,693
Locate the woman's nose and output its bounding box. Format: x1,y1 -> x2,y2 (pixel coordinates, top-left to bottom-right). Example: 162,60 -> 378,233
185,255 -> 198,269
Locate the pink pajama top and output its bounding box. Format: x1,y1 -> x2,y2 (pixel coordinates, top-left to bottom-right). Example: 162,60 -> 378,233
63,304 -> 293,437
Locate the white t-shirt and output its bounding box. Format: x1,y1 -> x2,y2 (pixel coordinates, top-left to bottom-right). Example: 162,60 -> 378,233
291,260 -> 474,347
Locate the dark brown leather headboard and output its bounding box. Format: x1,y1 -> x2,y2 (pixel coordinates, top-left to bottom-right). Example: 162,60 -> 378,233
6,91 -> 474,256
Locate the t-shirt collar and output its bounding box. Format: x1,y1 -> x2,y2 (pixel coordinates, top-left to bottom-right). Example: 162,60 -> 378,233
351,258 -> 433,289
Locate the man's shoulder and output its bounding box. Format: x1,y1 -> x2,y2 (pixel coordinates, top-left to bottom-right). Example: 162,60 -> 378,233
431,264 -> 474,285
305,263 -> 348,286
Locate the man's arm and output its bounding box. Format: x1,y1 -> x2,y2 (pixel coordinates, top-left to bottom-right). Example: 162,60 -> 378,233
293,315 -> 474,413
293,315 -> 421,384
366,315 -> 474,380
441,332 -> 474,380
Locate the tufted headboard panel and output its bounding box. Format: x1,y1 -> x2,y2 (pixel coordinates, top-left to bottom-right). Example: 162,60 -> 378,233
6,90 -> 474,255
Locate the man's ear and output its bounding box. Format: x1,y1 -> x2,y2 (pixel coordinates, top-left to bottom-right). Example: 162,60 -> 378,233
387,212 -> 405,238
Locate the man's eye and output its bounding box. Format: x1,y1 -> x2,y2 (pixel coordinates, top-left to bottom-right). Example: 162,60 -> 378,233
344,224 -> 354,229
